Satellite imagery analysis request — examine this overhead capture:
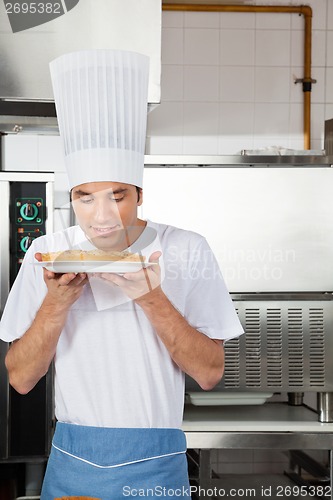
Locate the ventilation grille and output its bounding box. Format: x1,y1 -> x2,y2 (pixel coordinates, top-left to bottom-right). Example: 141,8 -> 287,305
245,308 -> 261,388
187,300 -> 333,393
309,308 -> 325,387
266,308 -> 283,388
223,309 -> 241,388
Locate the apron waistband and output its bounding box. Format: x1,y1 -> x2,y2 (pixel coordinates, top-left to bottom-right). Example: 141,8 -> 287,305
53,422 -> 187,468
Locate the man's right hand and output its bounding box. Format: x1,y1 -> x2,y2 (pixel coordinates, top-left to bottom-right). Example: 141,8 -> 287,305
35,252 -> 88,310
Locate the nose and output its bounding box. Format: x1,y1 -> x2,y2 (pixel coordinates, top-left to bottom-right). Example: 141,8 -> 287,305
94,198 -> 119,224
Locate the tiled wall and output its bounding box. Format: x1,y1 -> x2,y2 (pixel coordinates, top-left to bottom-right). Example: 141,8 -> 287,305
2,0 -> 333,178
1,134 -> 71,231
147,0 -> 333,154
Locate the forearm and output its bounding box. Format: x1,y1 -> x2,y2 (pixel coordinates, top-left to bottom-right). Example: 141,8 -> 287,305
136,288 -> 225,390
5,296 -> 69,395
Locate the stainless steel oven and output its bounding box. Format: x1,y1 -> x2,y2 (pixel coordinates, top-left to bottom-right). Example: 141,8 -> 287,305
0,171 -> 54,462
141,159 -> 333,421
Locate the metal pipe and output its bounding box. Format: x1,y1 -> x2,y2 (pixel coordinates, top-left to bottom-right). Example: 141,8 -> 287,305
162,4 -> 313,149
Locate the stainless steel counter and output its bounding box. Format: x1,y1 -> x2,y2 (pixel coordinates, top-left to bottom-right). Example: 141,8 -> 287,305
182,403 -> 333,499
183,403 -> 333,448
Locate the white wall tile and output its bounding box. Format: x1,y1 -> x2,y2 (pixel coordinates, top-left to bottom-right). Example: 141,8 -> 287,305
254,103 -> 290,134
220,67 -> 255,103
311,67 -> 326,103
220,30 -> 255,67
256,13 -> 291,30
312,30 -> 327,67
218,137 -> 254,155
183,102 -> 219,135
309,0 -> 328,30
311,103 -> 325,140
291,30 -> 303,67
325,103 -> 333,120
184,11 -> 219,29
2,135 -> 38,171
255,67 -> 290,103
183,135 -> 218,155
37,136 -> 65,172
219,103 -> 254,135
162,28 -> 184,65
311,138 -> 324,150
290,9 -> 304,31
161,65 -> 184,101
289,103 -> 303,137
253,136 -> 290,150
256,30 -> 291,66
326,31 -> 333,66
289,136 -> 305,150
325,67 -> 333,102
184,29 -> 219,65
290,67 -> 303,103
220,12 -> 255,30
147,102 -> 183,136
147,136 -> 183,155
162,11 -> 184,28
183,102 -> 219,153
184,65 -> 219,102
328,2 -> 333,29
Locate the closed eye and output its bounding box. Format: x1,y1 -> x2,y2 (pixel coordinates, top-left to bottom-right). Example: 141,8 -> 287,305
80,196 -> 94,204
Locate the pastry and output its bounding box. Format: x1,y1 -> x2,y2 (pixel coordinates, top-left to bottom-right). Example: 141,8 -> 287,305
40,249 -> 144,262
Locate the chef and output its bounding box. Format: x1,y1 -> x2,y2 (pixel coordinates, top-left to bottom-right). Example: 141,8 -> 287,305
0,49 -> 244,499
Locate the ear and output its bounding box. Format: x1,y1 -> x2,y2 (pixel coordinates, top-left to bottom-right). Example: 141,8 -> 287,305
137,188 -> 143,207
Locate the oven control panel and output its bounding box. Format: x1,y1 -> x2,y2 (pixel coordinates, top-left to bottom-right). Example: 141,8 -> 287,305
10,182 -> 47,286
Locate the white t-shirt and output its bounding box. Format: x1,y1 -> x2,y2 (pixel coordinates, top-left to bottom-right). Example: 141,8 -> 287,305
0,221 -> 243,428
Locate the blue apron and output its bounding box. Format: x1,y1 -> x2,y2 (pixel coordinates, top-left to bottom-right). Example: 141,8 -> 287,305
41,423 -> 191,499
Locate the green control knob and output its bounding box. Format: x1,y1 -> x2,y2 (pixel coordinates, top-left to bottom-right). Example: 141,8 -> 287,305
20,203 -> 38,221
20,236 -> 32,253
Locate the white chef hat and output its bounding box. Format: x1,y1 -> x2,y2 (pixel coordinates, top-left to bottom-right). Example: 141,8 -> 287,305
50,50 -> 149,189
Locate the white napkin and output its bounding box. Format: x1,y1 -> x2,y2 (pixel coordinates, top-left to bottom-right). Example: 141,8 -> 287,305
89,227 -> 164,311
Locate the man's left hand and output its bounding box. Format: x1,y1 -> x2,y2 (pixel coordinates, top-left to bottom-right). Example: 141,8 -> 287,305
96,251 -> 162,302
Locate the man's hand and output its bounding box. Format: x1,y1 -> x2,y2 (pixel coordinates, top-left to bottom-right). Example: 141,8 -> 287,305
96,251 -> 162,302
35,252 -> 88,310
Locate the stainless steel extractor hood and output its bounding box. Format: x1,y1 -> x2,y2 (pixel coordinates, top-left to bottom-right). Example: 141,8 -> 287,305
0,0 -> 161,134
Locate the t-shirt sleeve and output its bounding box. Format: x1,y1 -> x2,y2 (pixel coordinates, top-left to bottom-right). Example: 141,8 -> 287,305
183,238 -> 244,342
0,240 -> 47,343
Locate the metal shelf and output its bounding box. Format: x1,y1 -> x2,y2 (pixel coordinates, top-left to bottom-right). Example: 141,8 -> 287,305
144,154 -> 333,166
183,403 -> 333,500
